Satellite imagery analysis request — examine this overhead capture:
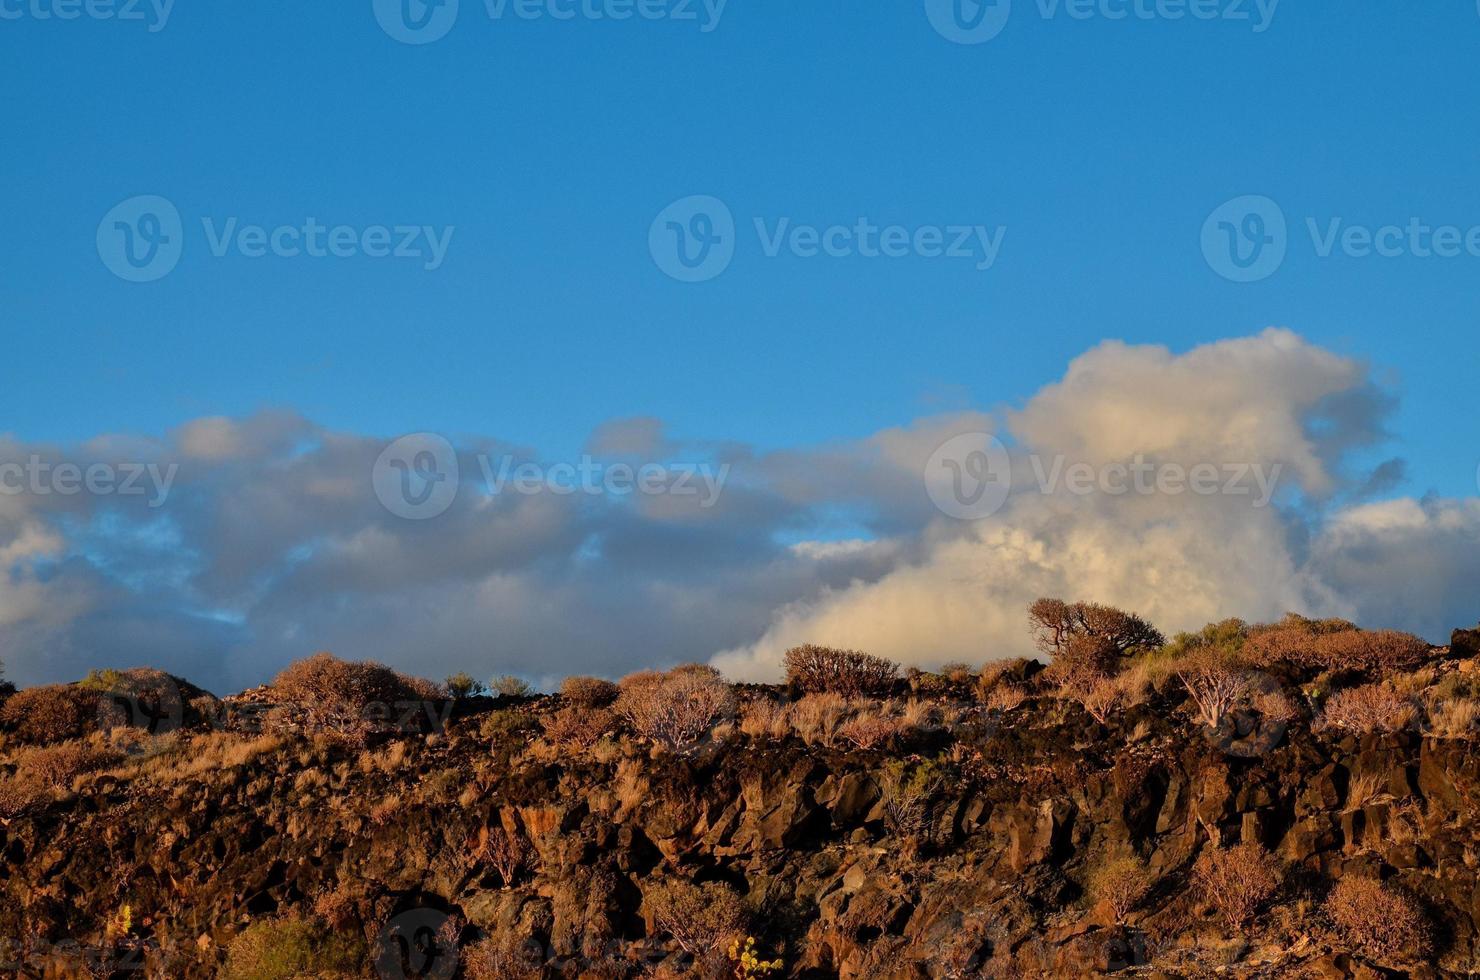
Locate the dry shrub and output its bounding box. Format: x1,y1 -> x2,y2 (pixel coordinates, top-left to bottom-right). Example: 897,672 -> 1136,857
1324,876 -> 1431,962
1058,669 -> 1124,725
1193,841 -> 1282,929
463,930 -> 543,980
1173,647 -> 1250,728
1427,697 -> 1480,738
0,684 -> 103,745
561,676 -> 619,708
615,665 -> 735,750
541,707 -> 614,750
783,644 -> 899,697
312,883 -> 365,932
644,879 -> 746,956
1252,688 -> 1299,723
1320,684 -> 1416,734
271,652 -> 439,737
12,740 -> 121,789
1246,616 -> 1429,673
0,776 -> 46,818
838,711 -> 898,750
471,825 -> 532,887
1089,855 -> 1152,922
738,698 -> 789,739
1030,598 -> 1165,679
788,692 -> 849,746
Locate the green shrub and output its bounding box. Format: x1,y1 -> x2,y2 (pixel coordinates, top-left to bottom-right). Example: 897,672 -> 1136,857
444,672 -> 485,699
221,917 -> 365,980
490,675 -> 534,698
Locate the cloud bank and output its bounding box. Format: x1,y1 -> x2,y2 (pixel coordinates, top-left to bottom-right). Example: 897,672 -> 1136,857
1,329 -> 1475,693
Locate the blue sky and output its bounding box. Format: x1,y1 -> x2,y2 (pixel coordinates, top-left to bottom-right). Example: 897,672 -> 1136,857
3,1 -> 1477,494
2,2 -> 1480,690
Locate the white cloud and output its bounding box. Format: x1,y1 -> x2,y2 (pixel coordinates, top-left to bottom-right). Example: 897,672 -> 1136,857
0,330 -> 1474,693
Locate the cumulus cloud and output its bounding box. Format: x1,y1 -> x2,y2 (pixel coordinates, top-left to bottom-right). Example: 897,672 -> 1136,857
0,329 -> 1474,693
713,329 -> 1474,679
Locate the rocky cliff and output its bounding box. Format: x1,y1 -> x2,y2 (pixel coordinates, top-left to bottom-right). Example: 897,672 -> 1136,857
5,633 -> 1480,978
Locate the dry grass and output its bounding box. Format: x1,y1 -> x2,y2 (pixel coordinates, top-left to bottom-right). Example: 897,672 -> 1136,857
738,698 -> 790,739
1343,771 -> 1388,812
788,693 -> 849,746
984,683 -> 1028,712
1427,697 -> 1480,738
112,731 -> 284,785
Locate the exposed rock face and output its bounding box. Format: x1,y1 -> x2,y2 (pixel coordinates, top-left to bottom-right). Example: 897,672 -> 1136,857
2,677 -> 1480,977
